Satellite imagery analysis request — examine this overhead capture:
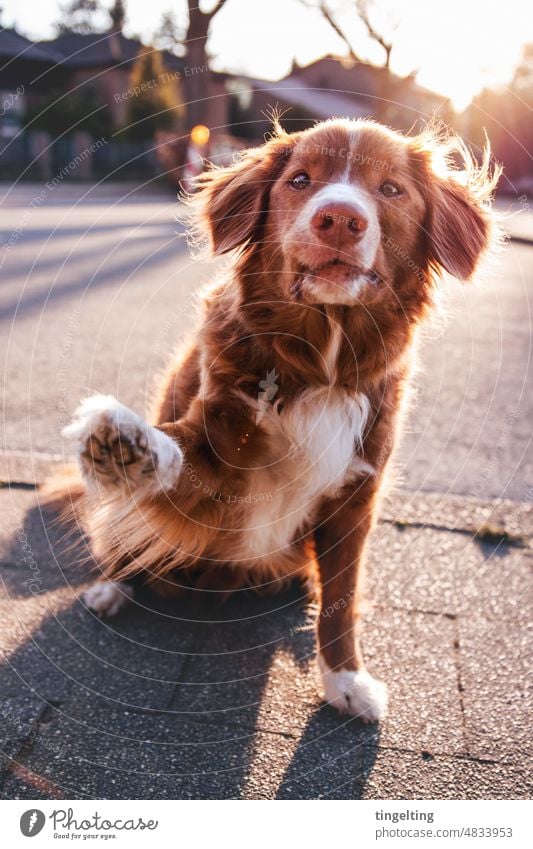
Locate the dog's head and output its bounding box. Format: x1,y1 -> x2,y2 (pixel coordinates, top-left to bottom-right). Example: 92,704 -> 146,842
187,119 -> 501,309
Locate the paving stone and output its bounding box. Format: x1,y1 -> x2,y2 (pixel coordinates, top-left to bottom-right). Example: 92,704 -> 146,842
0,489 -> 194,710
383,492 -> 533,540
364,608 -> 465,756
0,693 -> 52,760
0,488 -> 84,594
368,523 -> 532,622
0,592 -> 194,711
0,454 -> 62,487
167,589 -> 320,734
361,749 -> 532,800
368,523 -> 458,614
458,617 -> 533,762
0,702 -> 374,800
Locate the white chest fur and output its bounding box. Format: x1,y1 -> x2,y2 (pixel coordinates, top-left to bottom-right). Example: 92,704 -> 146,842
238,387 -> 372,563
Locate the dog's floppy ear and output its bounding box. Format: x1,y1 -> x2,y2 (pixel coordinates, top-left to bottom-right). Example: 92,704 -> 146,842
429,179 -> 491,279
413,132 -> 502,281
186,131 -> 295,256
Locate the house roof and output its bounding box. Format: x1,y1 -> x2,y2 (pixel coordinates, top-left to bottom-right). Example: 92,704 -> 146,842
0,27 -> 184,73
42,30 -> 142,67
222,56 -> 451,132
38,30 -> 184,72
246,75 -> 370,120
291,55 -> 446,107
0,27 -> 63,63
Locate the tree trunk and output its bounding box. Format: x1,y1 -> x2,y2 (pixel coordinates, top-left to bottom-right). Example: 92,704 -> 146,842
182,2 -> 218,132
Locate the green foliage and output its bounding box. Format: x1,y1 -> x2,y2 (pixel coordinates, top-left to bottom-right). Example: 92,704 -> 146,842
121,49 -> 182,141
55,0 -> 101,35
24,87 -> 111,139
153,10 -> 185,54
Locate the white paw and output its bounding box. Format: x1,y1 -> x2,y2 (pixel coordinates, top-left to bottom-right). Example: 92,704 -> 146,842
83,581 -> 134,617
62,394 -> 182,495
318,655 -> 388,722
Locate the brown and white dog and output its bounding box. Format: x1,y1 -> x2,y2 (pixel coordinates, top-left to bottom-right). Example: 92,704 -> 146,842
61,119 -> 500,722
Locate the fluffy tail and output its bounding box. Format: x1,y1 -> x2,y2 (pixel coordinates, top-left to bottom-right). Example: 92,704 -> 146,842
39,463 -> 86,522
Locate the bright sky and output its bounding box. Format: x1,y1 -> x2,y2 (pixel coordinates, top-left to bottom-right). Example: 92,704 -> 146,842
3,0 -> 533,110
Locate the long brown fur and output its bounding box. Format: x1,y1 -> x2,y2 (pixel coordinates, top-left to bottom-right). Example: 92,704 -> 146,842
51,118 -> 501,675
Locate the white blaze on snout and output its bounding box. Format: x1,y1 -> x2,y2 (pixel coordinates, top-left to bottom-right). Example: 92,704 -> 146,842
295,182 -> 380,270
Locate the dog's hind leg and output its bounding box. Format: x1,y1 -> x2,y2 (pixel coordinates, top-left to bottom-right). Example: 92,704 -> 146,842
82,580 -> 135,617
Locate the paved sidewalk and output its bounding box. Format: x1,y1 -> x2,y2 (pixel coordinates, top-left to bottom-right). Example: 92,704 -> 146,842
497,196 -> 533,244
0,472 -> 531,800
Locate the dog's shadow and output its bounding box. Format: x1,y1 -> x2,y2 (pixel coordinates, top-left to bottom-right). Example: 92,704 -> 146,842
0,494 -> 379,799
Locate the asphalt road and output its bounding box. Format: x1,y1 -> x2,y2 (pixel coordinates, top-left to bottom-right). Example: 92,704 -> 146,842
1,182 -> 532,501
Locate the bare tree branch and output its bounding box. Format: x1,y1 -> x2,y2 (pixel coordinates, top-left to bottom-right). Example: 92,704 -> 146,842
356,0 -> 393,68
318,0 -> 360,62
301,0 -> 399,70
298,0 -> 360,63
206,0 -> 228,22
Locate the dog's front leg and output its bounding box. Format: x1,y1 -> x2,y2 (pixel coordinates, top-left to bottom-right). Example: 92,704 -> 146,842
314,480 -> 388,722
63,396 -> 184,618
63,395 -> 183,497
63,391 -> 265,616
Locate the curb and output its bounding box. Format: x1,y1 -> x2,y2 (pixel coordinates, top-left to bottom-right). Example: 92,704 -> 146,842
2,450 -> 532,542
509,234 -> 533,246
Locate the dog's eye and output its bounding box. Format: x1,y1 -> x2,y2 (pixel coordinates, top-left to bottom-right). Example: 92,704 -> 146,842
289,172 -> 310,190
379,181 -> 402,198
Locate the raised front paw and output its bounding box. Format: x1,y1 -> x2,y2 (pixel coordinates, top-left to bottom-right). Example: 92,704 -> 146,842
62,394 -> 182,494
318,655 -> 388,722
